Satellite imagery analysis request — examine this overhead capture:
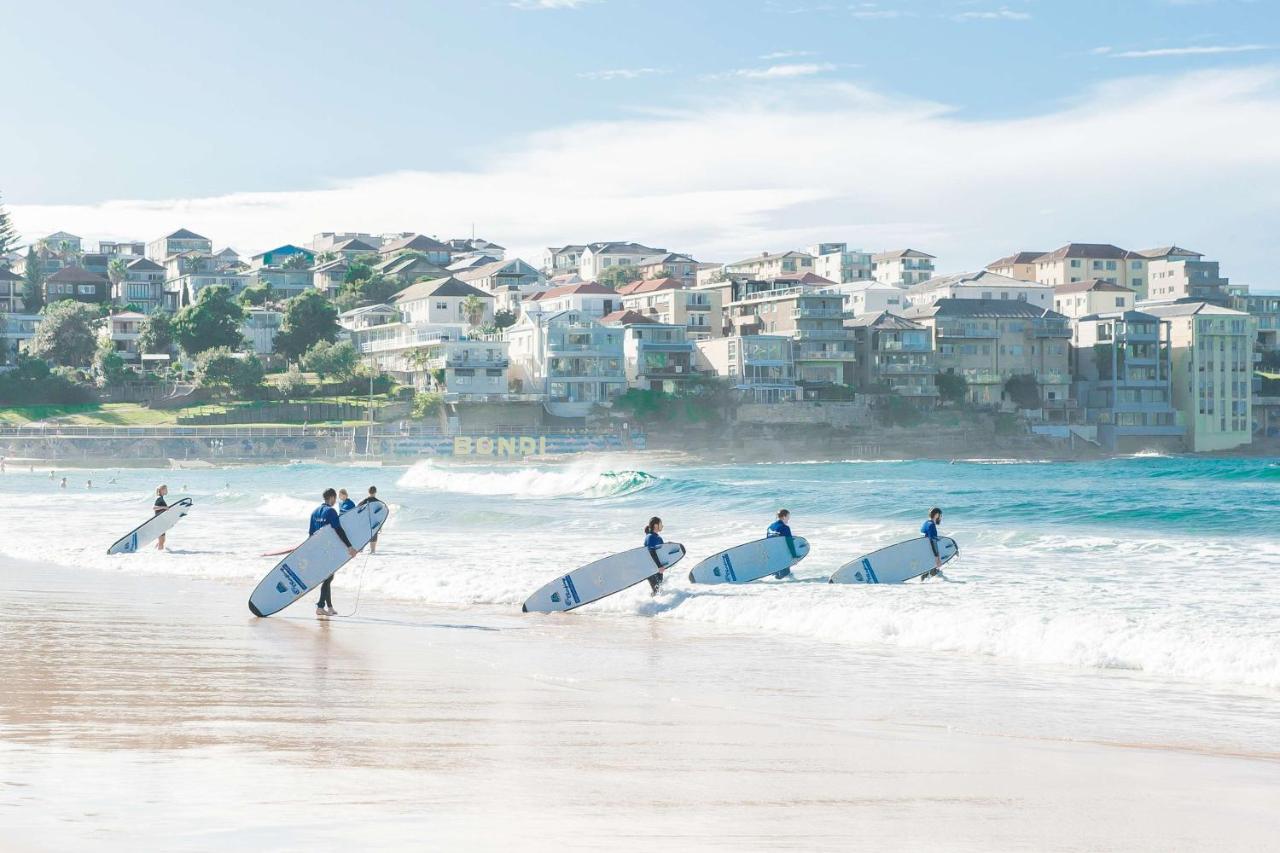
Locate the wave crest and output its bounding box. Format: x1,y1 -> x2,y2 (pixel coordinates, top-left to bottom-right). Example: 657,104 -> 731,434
396,461 -> 659,499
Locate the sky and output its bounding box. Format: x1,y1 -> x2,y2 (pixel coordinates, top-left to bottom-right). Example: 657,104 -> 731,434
3,0 -> 1279,282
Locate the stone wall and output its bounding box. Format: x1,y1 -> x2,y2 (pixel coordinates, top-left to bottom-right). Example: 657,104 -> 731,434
735,401 -> 872,428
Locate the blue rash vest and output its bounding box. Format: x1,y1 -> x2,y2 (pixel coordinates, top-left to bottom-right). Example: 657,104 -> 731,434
767,520 -> 793,539
310,504 -> 352,547
339,498 -> 356,512
921,519 -> 939,540
644,532 -> 663,549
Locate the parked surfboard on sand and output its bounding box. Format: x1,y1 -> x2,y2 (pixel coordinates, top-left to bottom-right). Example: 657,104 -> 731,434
247,499 -> 389,617
829,536 -> 958,584
522,543 -> 687,613
687,536 -> 810,584
107,498 -> 194,555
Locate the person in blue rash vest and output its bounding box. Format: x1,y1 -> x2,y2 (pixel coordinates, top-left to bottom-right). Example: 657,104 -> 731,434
338,488 -> 356,513
766,508 -> 798,578
311,487 -> 358,616
644,516 -> 666,595
921,507 -> 943,578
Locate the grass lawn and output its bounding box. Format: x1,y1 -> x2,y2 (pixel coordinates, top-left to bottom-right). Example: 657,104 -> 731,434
1,398 -> 396,427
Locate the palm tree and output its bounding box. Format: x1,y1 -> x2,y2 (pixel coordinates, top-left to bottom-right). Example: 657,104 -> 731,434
462,294 -> 486,328
107,258 -> 130,303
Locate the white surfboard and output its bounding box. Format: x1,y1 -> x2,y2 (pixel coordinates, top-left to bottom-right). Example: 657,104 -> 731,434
829,536 -> 958,584
687,536 -> 810,584
522,543 -> 687,613
107,498 -> 194,555
247,500 -> 389,617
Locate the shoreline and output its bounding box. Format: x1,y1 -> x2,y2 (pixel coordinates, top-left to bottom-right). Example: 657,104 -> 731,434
3,557 -> 1278,852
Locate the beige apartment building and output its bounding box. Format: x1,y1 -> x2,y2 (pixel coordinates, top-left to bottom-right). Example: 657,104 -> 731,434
986,251 -> 1046,282
1033,243 -> 1146,293
1142,302 -> 1256,452
616,278 -> 723,341
1053,279 -> 1134,319
1140,246 -> 1230,304
725,251 -> 814,280
872,249 -> 935,287
724,287 -> 855,386
904,298 -> 1071,410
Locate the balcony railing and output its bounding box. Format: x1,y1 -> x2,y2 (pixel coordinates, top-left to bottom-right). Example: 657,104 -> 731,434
878,340 -> 931,352
879,362 -> 934,374
938,327 -> 998,339
795,350 -> 857,360
1033,320 -> 1071,337
792,307 -> 844,319
794,330 -> 852,340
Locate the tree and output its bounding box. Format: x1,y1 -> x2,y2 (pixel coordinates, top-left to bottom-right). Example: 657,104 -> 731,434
238,281 -> 274,306
302,339 -> 358,381
412,391 -> 444,420
283,252 -> 313,270
0,192 -> 18,257
137,311 -> 175,357
345,259 -> 374,283
935,372 -> 968,407
0,355 -> 94,404
23,247 -> 44,312
274,289 -> 339,361
195,347 -> 265,398
279,365 -> 314,399
336,272 -> 397,312
598,265 -> 642,289
95,339 -> 132,387
173,285 -> 245,356
1003,373 -> 1042,410
462,294 -> 487,328
493,308 -> 517,329
107,258 -> 130,300
28,301 -> 98,367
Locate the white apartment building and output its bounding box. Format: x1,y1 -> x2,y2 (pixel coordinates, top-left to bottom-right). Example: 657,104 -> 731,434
828,280 -> 905,318
453,258 -> 546,313
1140,247 -> 1230,304
523,282 -> 621,320
904,270 -> 1054,310
694,335 -> 799,403
0,268 -> 25,313
601,310 -> 702,393
872,249 -> 935,287
1143,302 -> 1256,452
807,242 -> 873,284
392,276 -> 495,328
117,258 -> 166,312
616,278 -> 723,341
506,309 -> 627,418
241,308 -> 284,355
577,242 -> 667,281
634,253 -> 700,288
147,228 -> 213,261
98,311 -> 146,363
1053,279 -> 1135,319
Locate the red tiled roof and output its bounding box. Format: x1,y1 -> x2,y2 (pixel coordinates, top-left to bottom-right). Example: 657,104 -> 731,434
599,309 -> 654,326
616,277 -> 683,295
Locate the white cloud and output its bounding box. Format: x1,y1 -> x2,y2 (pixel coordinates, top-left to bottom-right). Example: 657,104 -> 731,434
510,0 -> 596,9
1110,44 -> 1271,59
578,68 -> 668,81
714,63 -> 838,80
12,68 -> 1280,279
760,50 -> 815,60
850,9 -> 915,19
953,8 -> 1032,21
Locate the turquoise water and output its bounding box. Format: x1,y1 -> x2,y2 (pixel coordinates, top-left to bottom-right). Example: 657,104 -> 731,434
2,454 -> 1278,697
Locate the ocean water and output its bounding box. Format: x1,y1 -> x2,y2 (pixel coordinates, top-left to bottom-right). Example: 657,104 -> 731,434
3,454 -> 1278,750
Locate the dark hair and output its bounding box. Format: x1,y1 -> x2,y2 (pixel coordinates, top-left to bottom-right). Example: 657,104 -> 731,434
777,508 -> 790,519
323,488 -> 337,501
929,507 -> 942,519
644,516 -> 662,534
368,486 -> 377,495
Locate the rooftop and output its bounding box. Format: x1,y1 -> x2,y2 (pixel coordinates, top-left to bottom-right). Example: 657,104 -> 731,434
1055,278 -> 1135,295
872,249 -> 935,262
163,228 -> 209,241
392,276 -> 492,303
46,265 -> 109,284
907,270 -> 1046,294
1038,243 -> 1134,262
616,277 -> 684,295
987,251 -> 1047,267
845,310 -> 926,330
599,309 -> 659,326
381,234 -> 451,254
1141,301 -> 1249,318
904,298 -> 1066,321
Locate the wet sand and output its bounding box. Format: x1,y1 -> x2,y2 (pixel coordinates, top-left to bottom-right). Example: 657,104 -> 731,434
2,559 -> 1277,852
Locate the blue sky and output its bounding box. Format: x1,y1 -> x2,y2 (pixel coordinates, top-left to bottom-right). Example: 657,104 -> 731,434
5,0 -> 1280,279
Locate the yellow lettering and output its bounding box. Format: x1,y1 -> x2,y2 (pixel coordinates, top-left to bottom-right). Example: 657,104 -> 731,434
453,436 -> 472,455
518,437 -> 536,455
476,437 -> 494,455
539,436 -> 547,454
497,437 -> 516,456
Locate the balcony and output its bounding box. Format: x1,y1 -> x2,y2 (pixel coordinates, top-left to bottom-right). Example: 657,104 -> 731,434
448,357 -> 509,369
791,307 -> 844,319
1037,371 -> 1070,385
879,362 -> 935,374
878,340 -> 931,352
961,370 -> 1004,384
938,326 -> 998,339
442,392 -> 544,403
795,350 -> 857,361
892,386 -> 940,397
1033,320 -> 1071,338
794,330 -> 852,341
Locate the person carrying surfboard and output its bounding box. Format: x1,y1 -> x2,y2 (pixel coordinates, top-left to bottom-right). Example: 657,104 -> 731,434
921,507 -> 943,577
766,509 -> 799,578
338,489 -> 356,512
154,485 -> 170,551
311,488 -> 358,616
644,517 -> 666,594
357,486 -> 381,554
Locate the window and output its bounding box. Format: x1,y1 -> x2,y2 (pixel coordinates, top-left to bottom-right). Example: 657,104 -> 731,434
1070,260 -> 1081,268
1106,261 -> 1117,271
435,301 -> 448,310
1132,278 -> 1142,288
78,284 -> 96,295
1115,297 -> 1126,307
1092,260 -> 1103,270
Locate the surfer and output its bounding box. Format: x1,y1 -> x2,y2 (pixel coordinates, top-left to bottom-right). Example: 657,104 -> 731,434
338,489 -> 356,512
154,485 -> 170,551
767,509 -> 798,578
357,486 -> 380,554
921,507 -> 943,576
311,488 -> 358,616
644,516 -> 665,594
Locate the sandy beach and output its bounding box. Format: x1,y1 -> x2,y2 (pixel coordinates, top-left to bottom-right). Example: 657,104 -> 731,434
2,557 -> 1277,852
